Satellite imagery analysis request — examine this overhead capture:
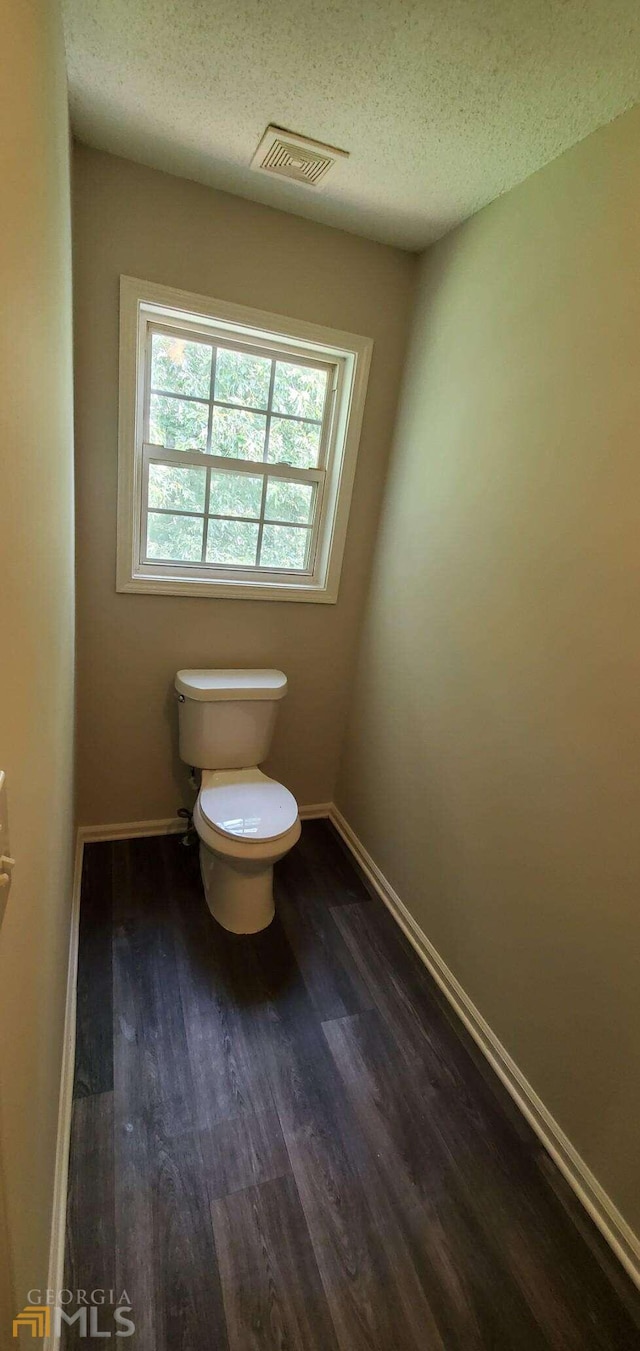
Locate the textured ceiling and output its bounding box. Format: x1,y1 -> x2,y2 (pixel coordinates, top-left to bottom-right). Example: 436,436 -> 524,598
62,0 -> 640,250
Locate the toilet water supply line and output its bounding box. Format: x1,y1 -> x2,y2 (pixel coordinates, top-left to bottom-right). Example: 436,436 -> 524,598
178,750 -> 200,844
177,806 -> 197,846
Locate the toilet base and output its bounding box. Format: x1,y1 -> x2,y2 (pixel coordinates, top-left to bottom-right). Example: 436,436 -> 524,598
199,841 -> 275,934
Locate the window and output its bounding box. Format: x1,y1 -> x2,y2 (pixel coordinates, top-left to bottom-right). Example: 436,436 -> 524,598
117,278 -> 372,601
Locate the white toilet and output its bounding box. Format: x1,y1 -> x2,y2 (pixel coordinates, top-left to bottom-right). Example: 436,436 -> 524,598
175,668 -> 301,933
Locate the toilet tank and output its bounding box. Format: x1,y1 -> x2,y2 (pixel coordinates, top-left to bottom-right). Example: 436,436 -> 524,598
175,669 -> 288,769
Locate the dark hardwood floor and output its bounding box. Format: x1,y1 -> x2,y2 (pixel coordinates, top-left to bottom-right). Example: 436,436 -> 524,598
64,822 -> 640,1349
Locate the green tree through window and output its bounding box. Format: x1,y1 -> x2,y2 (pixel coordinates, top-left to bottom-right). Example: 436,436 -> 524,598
144,331 -> 328,571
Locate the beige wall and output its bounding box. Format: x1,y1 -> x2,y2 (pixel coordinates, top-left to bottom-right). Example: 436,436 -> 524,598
337,104 -> 640,1239
72,146 -> 415,826
0,0 -> 75,1311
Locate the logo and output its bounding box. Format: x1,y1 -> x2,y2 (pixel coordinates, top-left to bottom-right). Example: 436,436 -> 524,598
12,1291 -> 134,1338
12,1305 -> 51,1338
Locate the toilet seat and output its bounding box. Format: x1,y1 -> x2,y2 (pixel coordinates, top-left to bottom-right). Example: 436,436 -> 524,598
198,767 -> 298,844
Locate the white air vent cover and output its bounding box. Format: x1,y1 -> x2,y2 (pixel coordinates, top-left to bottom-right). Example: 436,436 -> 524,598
250,125 -> 349,189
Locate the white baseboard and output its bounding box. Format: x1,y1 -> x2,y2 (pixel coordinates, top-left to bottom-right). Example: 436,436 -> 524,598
328,804 -> 640,1291
78,802 -> 333,844
298,802 -> 333,820
44,833 -> 84,1351
78,817 -> 186,843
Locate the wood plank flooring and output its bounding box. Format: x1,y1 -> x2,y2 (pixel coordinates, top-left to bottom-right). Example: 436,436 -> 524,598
64,822 -> 640,1349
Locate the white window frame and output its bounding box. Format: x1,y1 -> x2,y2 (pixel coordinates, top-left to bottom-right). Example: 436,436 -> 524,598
117,277 -> 373,603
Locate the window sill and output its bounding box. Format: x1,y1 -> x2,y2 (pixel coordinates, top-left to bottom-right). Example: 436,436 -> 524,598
116,572 -> 338,603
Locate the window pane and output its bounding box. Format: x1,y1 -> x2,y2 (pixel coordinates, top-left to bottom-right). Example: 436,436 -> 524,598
148,463 -> 207,513
215,347 -> 271,409
209,470 -> 263,519
151,333 -> 212,398
211,406 -> 266,460
265,478 -> 314,524
272,361 -> 327,420
267,416 -> 321,468
149,393 -> 208,451
206,519 -> 259,566
259,524 -> 310,570
146,512 -> 203,561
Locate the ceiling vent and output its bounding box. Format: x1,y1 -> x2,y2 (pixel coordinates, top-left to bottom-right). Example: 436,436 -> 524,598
250,125 -> 349,189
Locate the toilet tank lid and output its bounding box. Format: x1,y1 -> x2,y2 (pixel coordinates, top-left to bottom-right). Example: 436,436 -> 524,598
175,669 -> 287,702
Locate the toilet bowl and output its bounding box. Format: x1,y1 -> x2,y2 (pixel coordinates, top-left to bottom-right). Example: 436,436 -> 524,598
193,768 -> 301,933
175,668 -> 300,933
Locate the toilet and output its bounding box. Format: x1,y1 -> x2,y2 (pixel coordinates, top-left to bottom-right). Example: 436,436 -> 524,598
175,668 -> 301,933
